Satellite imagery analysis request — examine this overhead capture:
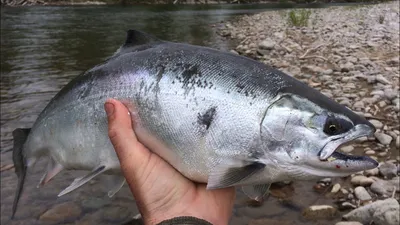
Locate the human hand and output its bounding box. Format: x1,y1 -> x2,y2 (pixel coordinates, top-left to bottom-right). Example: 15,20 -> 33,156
104,99 -> 236,225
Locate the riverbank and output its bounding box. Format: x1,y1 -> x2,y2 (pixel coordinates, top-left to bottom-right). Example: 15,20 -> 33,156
0,0 -> 393,7
218,1 -> 399,224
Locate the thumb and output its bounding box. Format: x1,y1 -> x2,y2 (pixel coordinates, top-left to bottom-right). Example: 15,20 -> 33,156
104,98 -> 151,178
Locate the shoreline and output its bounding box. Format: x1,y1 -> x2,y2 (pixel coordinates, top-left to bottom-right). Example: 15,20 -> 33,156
0,0 -> 392,7
217,1 -> 399,224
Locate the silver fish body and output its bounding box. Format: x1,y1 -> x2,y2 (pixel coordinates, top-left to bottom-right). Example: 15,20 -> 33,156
11,30 -> 378,218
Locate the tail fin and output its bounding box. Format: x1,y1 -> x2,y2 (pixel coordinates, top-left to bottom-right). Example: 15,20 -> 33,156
11,128 -> 31,219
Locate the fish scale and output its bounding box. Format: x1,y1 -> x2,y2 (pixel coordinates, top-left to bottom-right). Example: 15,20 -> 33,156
11,29 -> 378,219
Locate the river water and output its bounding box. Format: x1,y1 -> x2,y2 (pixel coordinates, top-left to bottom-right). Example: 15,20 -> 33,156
1,4 -> 342,225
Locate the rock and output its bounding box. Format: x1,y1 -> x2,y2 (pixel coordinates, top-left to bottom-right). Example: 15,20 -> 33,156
323,69 -> 333,75
343,198 -> 399,225
356,136 -> 368,143
354,186 -> 371,201
353,101 -> 364,109
335,222 -> 363,225
40,202 -> 82,222
369,119 -> 383,129
396,136 -> 400,148
373,199 -> 400,225
319,178 -> 332,184
102,205 -> 132,222
82,197 -> 111,209
384,89 -> 397,100
341,188 -> 349,195
365,150 -> 376,155
379,162 -> 398,179
331,183 -> 341,193
249,218 -> 292,225
351,175 -> 369,186
370,177 -> 399,195
376,74 -> 391,84
359,177 -> 374,186
340,62 -> 354,72
339,202 -> 357,211
364,167 -> 379,176
302,205 -> 338,220
341,146 -> 354,153
258,38 -> 275,50
375,132 -> 393,145
348,193 -> 354,200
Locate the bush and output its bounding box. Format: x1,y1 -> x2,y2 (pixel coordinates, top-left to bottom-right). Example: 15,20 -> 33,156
287,9 -> 311,27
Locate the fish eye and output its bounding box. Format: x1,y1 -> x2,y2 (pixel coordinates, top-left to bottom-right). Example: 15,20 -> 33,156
323,116 -> 352,136
329,124 -> 337,132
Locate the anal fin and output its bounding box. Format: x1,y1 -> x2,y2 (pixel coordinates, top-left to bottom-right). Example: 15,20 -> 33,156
206,160 -> 266,189
58,165 -> 107,197
242,183 -> 271,202
107,175 -> 126,198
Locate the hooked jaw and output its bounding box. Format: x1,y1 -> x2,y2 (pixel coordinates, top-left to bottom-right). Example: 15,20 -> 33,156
315,123 -> 378,173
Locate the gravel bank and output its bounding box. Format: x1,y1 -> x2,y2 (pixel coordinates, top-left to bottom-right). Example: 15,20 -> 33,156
218,1 -> 399,224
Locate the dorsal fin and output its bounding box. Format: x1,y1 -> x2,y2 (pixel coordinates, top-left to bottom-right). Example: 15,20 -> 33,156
109,30 -> 163,58
123,29 -> 161,48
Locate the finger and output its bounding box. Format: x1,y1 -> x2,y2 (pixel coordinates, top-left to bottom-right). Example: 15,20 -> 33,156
104,98 -> 151,172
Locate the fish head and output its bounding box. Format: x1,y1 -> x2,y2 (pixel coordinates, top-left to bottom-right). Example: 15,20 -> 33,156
261,93 -> 378,180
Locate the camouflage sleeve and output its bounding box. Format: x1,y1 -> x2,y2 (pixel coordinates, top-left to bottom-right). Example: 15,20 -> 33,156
156,216 -> 213,225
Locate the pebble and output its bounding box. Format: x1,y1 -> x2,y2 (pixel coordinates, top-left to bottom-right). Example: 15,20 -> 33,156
379,162 -> 398,179
369,119 -> 383,129
335,222 -> 363,225
359,177 -> 375,186
339,202 -> 357,211
348,193 -> 354,200
39,202 -> 82,222
302,205 -> 338,220
351,175 -> 364,185
396,136 -> 400,148
375,74 -> 391,84
374,132 -> 393,145
351,175 -> 370,186
258,38 -> 275,50
319,178 -> 332,184
378,151 -> 388,157
248,218 -> 292,225
341,146 -> 354,153
354,186 -> 372,201
384,89 -> 397,100
340,62 -> 354,72
370,177 -> 399,195
353,101 -> 364,109
341,188 -> 349,195
364,167 -> 379,176
365,150 -> 376,155
331,183 -> 341,193
343,198 -> 399,225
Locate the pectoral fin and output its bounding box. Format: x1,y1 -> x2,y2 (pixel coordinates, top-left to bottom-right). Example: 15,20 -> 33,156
58,165 -> 106,197
107,176 -> 126,198
37,157 -> 63,187
207,161 -> 266,189
242,183 -> 271,202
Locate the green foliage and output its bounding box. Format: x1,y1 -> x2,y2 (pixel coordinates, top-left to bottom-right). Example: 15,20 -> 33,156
287,9 -> 311,27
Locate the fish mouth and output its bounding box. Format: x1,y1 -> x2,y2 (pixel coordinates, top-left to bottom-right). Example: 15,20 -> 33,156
319,124 -> 375,160
317,124 -> 378,170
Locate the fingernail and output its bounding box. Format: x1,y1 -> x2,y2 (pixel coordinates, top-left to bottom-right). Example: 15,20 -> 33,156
105,102 -> 114,117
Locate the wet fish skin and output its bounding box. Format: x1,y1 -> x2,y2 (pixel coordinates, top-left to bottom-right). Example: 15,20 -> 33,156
11,30 -> 378,218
